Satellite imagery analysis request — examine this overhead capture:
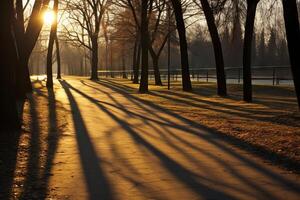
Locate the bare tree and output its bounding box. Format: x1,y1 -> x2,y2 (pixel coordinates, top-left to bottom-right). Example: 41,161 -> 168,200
282,0 -> 300,109
0,0 -> 20,130
64,0 -> 111,80
56,36 -> 62,79
170,0 -> 192,91
243,0 -> 260,102
46,0 -> 59,89
14,0 -> 50,98
116,0 -> 141,83
194,0 -> 227,96
139,0 -> 150,92
148,0 -> 175,86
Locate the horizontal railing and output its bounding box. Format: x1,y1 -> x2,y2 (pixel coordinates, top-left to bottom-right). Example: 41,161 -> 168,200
97,65 -> 293,86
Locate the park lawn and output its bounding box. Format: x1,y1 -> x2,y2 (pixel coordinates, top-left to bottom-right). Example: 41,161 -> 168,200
1,77 -> 299,199
109,78 -> 300,169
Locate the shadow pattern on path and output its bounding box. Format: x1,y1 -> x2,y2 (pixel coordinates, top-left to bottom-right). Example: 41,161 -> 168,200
59,78 -> 300,200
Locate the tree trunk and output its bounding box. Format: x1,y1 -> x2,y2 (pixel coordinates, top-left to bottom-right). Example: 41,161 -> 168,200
243,1 -> 258,102
91,37 -> 99,80
15,0 -> 32,99
134,43 -> 141,84
46,38 -> 54,87
170,0 -> 192,91
15,0 -> 31,99
110,40 -> 114,78
122,46 -> 127,79
55,36 -> 61,79
46,0 -> 59,89
200,0 -> 227,96
132,37 -> 139,83
282,0 -> 300,109
0,1 -> 20,130
151,55 -> 163,86
139,0 -> 149,93
105,39 -> 108,77
15,58 -> 32,99
15,0 -> 51,98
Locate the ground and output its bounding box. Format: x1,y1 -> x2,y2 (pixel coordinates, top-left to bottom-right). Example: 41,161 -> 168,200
1,76 -> 300,200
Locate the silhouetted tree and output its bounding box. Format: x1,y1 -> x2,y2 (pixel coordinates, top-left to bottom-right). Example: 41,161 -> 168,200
64,0 -> 111,80
197,0 -> 227,96
15,0 -> 50,98
170,0 -> 192,91
56,36 -> 62,79
139,0 -> 149,93
282,0 -> 300,108
243,0 -> 260,102
148,0 -> 166,86
0,0 -> 20,130
132,37 -> 140,83
117,0 -> 141,84
46,0 -> 59,89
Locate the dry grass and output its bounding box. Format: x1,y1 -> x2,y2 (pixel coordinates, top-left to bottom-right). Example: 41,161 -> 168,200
108,79 -> 300,167
1,77 -> 299,199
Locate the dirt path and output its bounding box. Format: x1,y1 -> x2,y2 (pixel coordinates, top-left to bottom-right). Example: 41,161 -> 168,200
47,77 -> 300,200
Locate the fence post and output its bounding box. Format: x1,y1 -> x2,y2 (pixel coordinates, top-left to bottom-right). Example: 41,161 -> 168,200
206,70 -> 209,82
272,67 -> 276,86
238,68 -> 241,84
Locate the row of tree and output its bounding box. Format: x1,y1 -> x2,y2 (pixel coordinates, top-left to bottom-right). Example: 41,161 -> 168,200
1,0 -> 51,130
189,27 -> 290,68
125,0 -> 299,103
1,0 -> 300,130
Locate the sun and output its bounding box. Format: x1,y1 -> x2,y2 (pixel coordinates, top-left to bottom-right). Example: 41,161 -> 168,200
43,10 -> 55,25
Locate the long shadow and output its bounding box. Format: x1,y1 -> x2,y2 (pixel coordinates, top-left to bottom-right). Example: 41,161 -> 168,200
192,83 -> 298,108
0,130 -> 21,199
18,81 -> 63,199
60,80 -> 114,200
61,80 -> 239,199
1,80 -> 65,199
84,81 -> 300,197
83,82 -> 296,199
150,90 -> 300,128
155,89 -> 299,125
38,89 -> 62,199
19,93 -> 42,199
97,80 -> 300,172
64,79 -> 300,199
93,80 -> 300,187
104,79 -> 299,127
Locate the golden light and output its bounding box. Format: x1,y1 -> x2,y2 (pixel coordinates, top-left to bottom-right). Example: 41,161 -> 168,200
43,10 -> 55,25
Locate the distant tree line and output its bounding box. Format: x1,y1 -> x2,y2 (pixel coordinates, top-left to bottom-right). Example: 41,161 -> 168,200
189,27 -> 290,68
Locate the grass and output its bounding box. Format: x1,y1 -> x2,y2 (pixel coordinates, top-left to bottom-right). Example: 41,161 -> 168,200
1,77 -> 299,199
107,79 -> 300,169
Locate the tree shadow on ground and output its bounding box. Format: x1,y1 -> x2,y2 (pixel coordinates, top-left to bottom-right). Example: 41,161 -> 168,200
99,79 -> 300,129
59,80 -> 114,200
95,80 -> 300,171
60,78 -> 300,200
0,129 -> 21,199
1,80 -> 64,199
